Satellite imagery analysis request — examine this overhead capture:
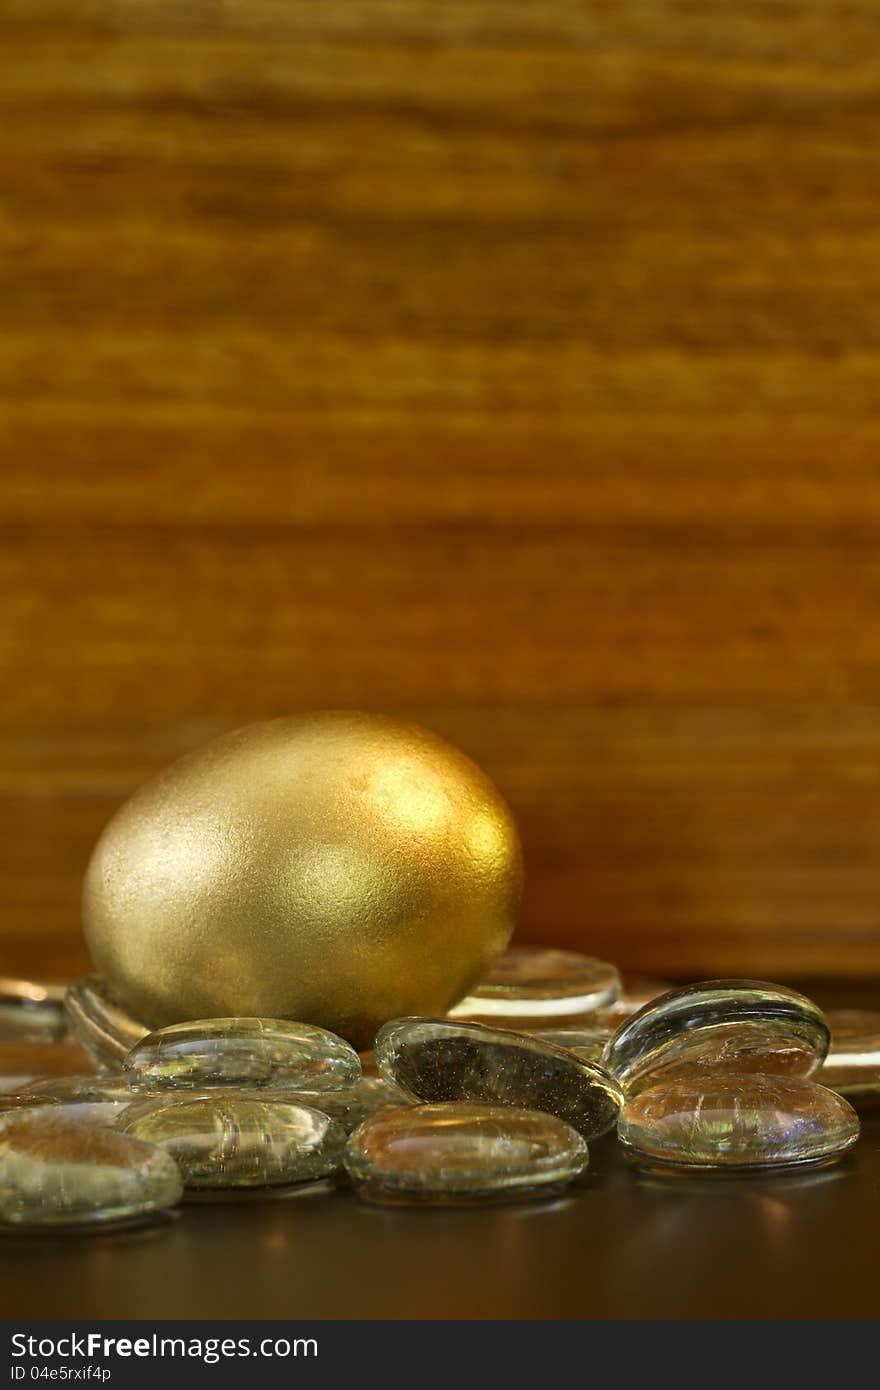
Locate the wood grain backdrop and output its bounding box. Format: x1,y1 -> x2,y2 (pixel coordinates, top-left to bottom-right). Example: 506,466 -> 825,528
3,0 -> 880,983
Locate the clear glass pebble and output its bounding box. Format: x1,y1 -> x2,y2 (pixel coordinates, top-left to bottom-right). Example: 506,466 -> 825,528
279,1078 -> 412,1134
14,1077 -> 140,1128
117,1094 -> 347,1189
359,1051 -> 379,1078
819,1009 -> 880,1098
345,1102 -> 589,1204
448,946 -> 621,1028
65,976 -> 150,1070
0,1091 -> 60,1113
124,1018 -> 362,1091
21,1074 -> 138,1104
602,979 -> 830,1094
375,1018 -> 623,1140
0,1111 -> 183,1227
13,1100 -> 135,1128
9,1077 -> 157,1132
618,1074 -> 860,1170
0,979 -> 69,1045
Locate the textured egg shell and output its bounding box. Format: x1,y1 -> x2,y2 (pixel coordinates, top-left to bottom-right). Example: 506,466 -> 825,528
83,713 -> 522,1049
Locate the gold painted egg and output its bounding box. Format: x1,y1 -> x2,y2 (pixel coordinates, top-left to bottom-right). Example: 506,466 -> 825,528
82,713 -> 522,1049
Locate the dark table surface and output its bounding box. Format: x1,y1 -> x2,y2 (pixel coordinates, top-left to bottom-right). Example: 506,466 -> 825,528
1,1111 -> 879,1321
2,982 -> 879,1321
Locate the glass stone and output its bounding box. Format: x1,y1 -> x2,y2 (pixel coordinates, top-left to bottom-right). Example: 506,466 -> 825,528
117,1095 -> 346,1189
280,1078 -> 412,1134
20,1073 -> 131,1095
533,1027 -> 611,1063
375,1018 -> 623,1140
13,1077 -> 158,1130
0,1043 -> 98,1094
12,1101 -> 135,1128
0,1111 -> 183,1227
65,976 -> 150,1071
21,1074 -> 138,1104
0,1092 -> 59,1113
0,979 -> 69,1045
618,1074 -> 860,1170
124,1018 -> 362,1091
819,1009 -> 880,1098
345,1102 -> 589,1204
602,979 -> 830,1095
448,946 -> 621,1029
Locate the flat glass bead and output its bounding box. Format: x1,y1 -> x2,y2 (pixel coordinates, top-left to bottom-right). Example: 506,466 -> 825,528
533,1028 -> 611,1063
448,947 -> 621,1028
0,1111 -> 183,1227
345,1102 -> 588,1205
375,1018 -> 622,1140
819,1009 -> 880,1098
602,979 -> 830,1094
279,1078 -> 411,1133
21,1074 -> 138,1104
10,1078 -> 161,1131
13,1101 -> 134,1128
124,1018 -> 362,1091
65,976 -> 150,1070
117,1095 -> 346,1189
18,1075 -> 227,1129
0,1092 -> 59,1113
0,1043 -> 98,1094
0,979 -> 69,1044
618,1074 -> 860,1170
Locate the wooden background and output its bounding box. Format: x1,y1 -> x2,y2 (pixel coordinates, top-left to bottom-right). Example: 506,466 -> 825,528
3,0 -> 880,984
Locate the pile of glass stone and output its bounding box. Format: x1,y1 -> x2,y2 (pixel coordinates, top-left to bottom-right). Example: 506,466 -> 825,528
0,949 -> 875,1229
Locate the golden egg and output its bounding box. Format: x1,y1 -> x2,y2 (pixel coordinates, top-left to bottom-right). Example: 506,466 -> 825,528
82,713 -> 522,1049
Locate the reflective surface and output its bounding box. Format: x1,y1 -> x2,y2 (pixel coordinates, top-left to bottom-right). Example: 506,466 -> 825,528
124,1019 -> 362,1091
448,947 -> 620,1028
117,1095 -> 347,1189
618,1074 -> 859,1170
820,1009 -> 880,1098
602,980 -> 830,1094
345,1103 -> 588,1204
0,979 -> 69,1045
376,1018 -> 622,1139
0,1111 -> 182,1227
65,976 -> 150,1070
2,1093 -> 880,1316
